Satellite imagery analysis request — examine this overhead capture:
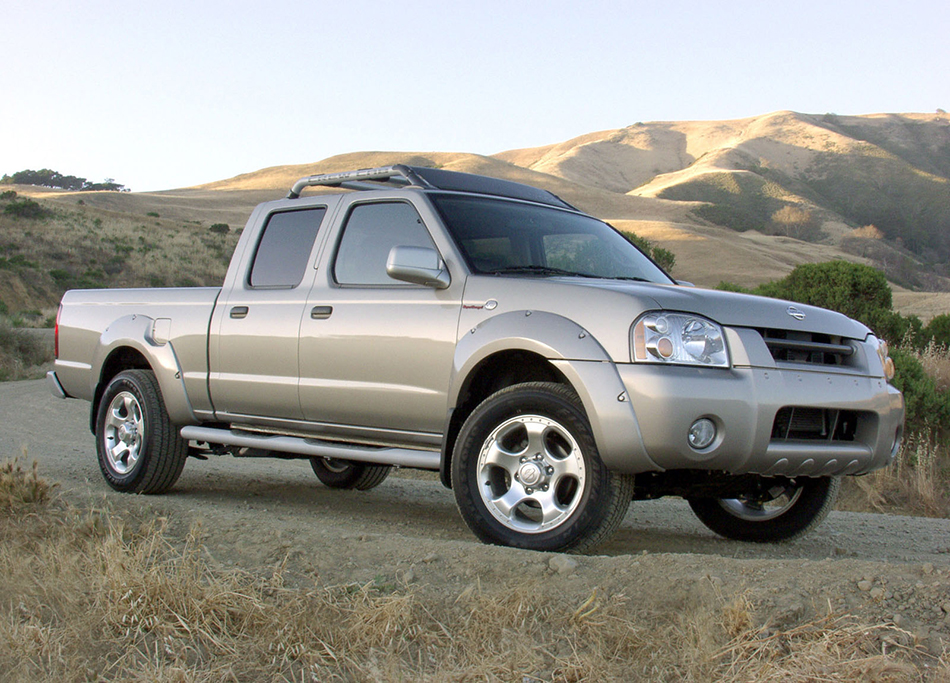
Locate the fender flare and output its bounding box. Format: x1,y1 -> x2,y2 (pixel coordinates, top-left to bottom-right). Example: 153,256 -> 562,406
446,310 -> 656,478
90,314 -> 195,428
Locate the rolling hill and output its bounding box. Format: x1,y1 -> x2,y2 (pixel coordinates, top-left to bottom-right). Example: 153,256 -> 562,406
2,111 -> 949,321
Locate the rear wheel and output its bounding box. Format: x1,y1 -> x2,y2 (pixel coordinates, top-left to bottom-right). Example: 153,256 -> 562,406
309,457 -> 392,490
95,369 -> 188,494
687,476 -> 840,542
452,382 -> 634,553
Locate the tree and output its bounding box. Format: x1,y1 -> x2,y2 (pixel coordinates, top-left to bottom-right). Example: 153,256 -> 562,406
1,169 -> 125,192
770,205 -> 821,240
619,231 -> 676,273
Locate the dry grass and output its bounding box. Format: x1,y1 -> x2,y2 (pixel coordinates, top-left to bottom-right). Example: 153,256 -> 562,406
0,456 -> 55,510
1,463 -> 946,681
0,320 -> 53,381
917,341 -> 950,393
841,433 -> 949,519
839,342 -> 950,519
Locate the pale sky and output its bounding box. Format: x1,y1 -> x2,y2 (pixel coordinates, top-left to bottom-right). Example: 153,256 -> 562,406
2,0 -> 947,191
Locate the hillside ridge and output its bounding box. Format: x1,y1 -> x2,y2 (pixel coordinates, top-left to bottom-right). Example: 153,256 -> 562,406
2,111 -> 948,319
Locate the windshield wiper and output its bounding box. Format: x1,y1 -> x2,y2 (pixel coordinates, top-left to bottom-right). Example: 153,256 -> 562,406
487,266 -> 597,278
610,275 -> 651,282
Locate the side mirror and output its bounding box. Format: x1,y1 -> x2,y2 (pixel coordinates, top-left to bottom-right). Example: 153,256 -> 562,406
386,246 -> 451,289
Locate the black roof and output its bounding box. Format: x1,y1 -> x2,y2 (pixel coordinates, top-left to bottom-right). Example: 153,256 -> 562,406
287,164 -> 574,210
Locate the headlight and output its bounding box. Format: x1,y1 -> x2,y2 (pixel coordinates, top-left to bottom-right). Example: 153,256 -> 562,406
632,312 -> 729,367
876,338 -> 895,381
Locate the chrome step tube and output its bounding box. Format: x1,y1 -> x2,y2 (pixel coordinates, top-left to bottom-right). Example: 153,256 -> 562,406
180,425 -> 440,470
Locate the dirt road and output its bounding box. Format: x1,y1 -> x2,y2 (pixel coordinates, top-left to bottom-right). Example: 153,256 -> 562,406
5,379 -> 950,654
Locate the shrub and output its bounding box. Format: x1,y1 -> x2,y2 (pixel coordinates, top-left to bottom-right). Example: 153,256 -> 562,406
889,348 -> 950,432
209,223 -> 230,234
714,281 -> 751,294
3,198 -> 49,219
923,314 -> 950,347
0,318 -> 54,380
753,261 -> 891,327
619,231 -> 676,272
146,211 -> 159,218
0,190 -> 16,201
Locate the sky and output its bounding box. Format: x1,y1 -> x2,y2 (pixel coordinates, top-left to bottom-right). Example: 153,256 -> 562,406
2,0 -> 948,192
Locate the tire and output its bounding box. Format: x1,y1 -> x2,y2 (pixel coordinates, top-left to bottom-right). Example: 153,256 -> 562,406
451,382 -> 634,553
309,458 -> 391,490
687,476 -> 841,543
95,369 -> 188,494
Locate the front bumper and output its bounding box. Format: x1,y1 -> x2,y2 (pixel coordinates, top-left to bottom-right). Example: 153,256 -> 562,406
615,362 -> 904,477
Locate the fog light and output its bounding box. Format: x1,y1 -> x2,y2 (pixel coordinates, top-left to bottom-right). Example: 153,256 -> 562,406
688,418 -> 717,449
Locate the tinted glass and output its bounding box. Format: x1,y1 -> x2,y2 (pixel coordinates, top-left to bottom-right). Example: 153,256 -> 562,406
431,194 -> 673,283
334,202 -> 436,285
249,208 -> 326,288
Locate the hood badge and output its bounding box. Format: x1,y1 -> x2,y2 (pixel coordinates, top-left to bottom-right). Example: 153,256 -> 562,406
786,305 -> 806,321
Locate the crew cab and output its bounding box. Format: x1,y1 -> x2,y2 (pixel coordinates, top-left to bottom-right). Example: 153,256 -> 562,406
49,165 -> 905,552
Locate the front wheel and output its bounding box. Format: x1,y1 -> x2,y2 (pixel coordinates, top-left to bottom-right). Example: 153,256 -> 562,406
687,476 -> 840,543
309,458 -> 391,490
95,369 -> 188,494
451,382 -> 634,553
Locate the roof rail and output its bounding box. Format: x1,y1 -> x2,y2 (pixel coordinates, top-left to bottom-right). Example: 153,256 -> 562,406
287,164 -> 575,209
287,165 -> 431,199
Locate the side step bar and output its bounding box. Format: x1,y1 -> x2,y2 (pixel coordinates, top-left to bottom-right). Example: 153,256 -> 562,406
180,426 -> 441,470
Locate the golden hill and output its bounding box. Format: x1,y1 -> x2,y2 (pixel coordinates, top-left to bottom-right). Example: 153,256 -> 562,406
2,111 -> 949,319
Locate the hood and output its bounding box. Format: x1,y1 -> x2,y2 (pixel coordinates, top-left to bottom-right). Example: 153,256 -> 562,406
588,281 -> 872,339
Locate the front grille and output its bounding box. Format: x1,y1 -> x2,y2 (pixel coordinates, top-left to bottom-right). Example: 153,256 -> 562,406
771,406 -> 857,442
760,329 -> 855,367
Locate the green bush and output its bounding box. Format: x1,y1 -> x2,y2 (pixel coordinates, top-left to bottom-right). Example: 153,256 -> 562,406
922,314 -> 950,347
619,231 -> 676,272
209,223 -> 230,234
3,198 -> 49,219
889,348 -> 950,431
0,190 -> 16,201
754,261 -> 892,326
714,281 -> 751,293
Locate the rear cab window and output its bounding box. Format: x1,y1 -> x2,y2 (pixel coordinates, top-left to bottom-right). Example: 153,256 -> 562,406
248,207 -> 327,288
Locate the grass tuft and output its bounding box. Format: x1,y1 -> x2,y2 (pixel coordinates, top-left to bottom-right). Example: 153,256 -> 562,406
0,456 -> 55,512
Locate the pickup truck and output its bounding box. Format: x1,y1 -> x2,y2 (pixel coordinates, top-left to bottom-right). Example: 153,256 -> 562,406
49,165 -> 905,552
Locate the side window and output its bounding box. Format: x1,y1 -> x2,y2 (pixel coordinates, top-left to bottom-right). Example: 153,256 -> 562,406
334,202 -> 436,285
248,207 -> 326,288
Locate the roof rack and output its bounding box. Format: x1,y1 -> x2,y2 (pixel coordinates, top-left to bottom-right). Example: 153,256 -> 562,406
287,165 -> 431,199
287,164 -> 575,209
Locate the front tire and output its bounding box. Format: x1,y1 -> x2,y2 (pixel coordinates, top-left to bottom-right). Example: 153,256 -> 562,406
688,476 -> 840,543
309,458 -> 391,490
95,369 -> 188,494
451,382 -> 634,553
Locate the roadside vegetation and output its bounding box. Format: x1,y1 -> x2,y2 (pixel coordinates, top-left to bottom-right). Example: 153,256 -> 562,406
0,315 -> 53,381
0,191 -> 240,312
0,459 -> 945,681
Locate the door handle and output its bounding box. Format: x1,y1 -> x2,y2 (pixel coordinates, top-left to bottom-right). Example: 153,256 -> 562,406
230,306 -> 249,319
310,306 -> 333,320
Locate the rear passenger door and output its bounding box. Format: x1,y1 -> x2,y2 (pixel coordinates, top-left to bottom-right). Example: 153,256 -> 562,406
298,198 -> 463,442
209,205 -> 329,421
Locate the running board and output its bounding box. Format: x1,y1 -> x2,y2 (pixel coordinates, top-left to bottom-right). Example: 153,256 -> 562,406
180,426 -> 441,470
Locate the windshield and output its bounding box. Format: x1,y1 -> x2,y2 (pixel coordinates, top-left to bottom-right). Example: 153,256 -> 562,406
430,193 -> 674,284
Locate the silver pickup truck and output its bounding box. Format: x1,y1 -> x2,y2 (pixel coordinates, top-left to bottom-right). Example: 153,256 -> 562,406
49,165 -> 904,552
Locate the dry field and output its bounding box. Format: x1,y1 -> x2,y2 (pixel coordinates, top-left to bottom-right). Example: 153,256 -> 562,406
2,459 -> 948,682
2,380 -> 950,681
